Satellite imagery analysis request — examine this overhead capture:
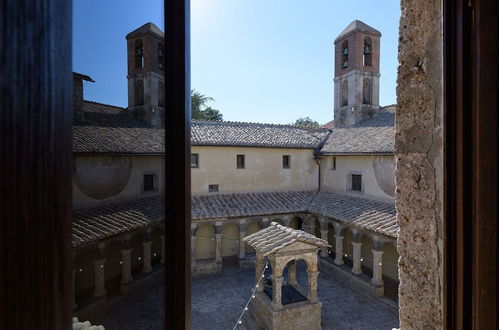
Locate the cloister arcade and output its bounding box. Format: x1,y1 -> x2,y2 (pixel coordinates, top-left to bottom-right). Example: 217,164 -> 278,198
72,212 -> 399,317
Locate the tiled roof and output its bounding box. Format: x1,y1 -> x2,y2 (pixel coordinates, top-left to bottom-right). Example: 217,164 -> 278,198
335,20 -> 382,43
244,222 -> 330,256
72,195 -> 163,247
73,101 -> 331,153
191,121 -> 330,149
72,190 -> 397,247
320,109 -> 394,155
192,190 -> 314,219
307,191 -> 398,237
126,22 -> 164,39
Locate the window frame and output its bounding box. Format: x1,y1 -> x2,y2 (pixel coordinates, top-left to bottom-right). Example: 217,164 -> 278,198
236,154 -> 245,169
208,184 -> 219,193
142,172 -> 157,192
191,153 -> 199,168
282,155 -> 291,169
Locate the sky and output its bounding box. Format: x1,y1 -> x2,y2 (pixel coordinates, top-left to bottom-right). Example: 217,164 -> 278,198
73,0 -> 400,125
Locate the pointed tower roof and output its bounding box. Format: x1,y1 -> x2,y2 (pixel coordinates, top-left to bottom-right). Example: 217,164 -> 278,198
126,22 -> 164,39
334,20 -> 381,43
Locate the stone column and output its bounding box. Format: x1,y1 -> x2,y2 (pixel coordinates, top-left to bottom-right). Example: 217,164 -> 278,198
320,229 -> 329,257
215,233 -> 222,263
72,269 -> 77,310
142,240 -> 152,273
271,276 -> 284,311
371,249 -> 384,286
351,241 -> 363,275
93,258 -> 107,298
255,253 -> 265,292
307,270 -> 320,303
334,235 -> 344,265
120,248 -> 133,294
160,235 -> 165,265
288,260 -> 297,287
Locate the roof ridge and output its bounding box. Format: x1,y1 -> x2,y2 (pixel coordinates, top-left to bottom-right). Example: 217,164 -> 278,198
192,119 -> 329,131
84,100 -> 126,110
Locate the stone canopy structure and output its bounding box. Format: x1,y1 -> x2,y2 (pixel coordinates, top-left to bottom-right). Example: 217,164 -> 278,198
244,223 -> 330,330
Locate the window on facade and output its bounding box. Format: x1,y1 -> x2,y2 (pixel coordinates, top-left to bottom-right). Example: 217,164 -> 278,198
341,40 -> 349,68
135,79 -> 144,106
363,78 -> 371,104
208,184 -> 219,193
158,43 -> 164,70
143,174 -> 155,192
363,37 -> 372,66
341,80 -> 348,106
236,154 -> 245,169
282,155 -> 291,169
135,39 -> 144,68
332,156 -> 336,170
158,81 -> 165,107
351,174 -> 362,192
191,153 -> 199,168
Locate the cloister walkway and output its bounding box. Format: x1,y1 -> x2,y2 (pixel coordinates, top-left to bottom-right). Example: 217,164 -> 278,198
97,263 -> 399,329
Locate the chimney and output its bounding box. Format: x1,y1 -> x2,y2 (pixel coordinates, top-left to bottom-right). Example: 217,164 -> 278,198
72,72 -> 94,122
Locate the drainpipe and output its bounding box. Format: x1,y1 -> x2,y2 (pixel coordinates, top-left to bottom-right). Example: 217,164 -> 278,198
314,156 -> 321,192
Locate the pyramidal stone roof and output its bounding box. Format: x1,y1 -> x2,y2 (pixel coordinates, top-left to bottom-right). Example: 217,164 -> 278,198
334,20 -> 382,43
244,222 -> 330,256
126,22 -> 164,39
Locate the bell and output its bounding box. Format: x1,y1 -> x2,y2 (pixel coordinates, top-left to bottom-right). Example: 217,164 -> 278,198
343,48 -> 349,55
343,61 -> 348,68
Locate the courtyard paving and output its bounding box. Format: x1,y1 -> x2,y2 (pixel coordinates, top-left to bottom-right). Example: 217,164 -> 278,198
98,262 -> 399,330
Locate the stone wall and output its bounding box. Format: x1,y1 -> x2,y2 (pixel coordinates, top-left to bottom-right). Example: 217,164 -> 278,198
395,0 -> 444,328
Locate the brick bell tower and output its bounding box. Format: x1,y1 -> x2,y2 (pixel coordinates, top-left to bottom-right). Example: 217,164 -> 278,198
333,20 -> 381,128
126,22 -> 165,128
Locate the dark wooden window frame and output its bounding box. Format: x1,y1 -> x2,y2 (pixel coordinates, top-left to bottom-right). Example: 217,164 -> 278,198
0,0 -> 496,329
191,153 -> 199,168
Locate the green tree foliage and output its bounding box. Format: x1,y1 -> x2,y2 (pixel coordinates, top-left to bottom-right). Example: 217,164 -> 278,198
191,90 -> 223,121
292,117 -> 320,127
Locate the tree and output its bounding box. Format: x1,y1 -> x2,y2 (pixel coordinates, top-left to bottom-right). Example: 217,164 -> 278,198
292,117 -> 320,127
191,90 -> 223,121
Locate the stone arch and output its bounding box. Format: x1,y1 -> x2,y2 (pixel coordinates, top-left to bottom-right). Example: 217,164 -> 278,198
381,240 -> 399,281
363,37 -> 372,66
195,223 -> 215,261
245,221 -> 262,254
341,79 -> 348,106
327,223 -> 335,258
135,79 -> 144,106
157,42 -> 164,70
158,81 -> 164,107
361,234 -> 374,275
221,223 -> 239,257
343,228 -> 353,263
314,219 -> 321,238
271,219 -> 284,226
341,40 -> 349,68
363,78 -> 371,104
289,217 -> 304,230
135,39 -> 144,68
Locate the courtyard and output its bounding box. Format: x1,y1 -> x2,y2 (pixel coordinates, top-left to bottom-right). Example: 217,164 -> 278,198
97,262 -> 399,329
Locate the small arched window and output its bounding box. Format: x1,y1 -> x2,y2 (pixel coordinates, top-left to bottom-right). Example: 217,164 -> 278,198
341,40 -> 349,69
363,37 -> 372,67
158,81 -> 164,107
158,43 -> 164,70
363,78 -> 371,104
341,79 -> 348,106
135,39 -> 144,68
135,79 -> 144,106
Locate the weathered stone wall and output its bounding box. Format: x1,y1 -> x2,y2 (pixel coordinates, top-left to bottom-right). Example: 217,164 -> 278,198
396,0 -> 444,328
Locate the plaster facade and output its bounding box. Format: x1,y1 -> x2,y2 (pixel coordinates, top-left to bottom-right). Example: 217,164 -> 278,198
191,146 -> 319,194
73,155 -> 164,208
320,155 -> 395,202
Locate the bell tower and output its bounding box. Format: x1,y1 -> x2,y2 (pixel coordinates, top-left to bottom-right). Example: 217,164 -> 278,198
333,20 -> 381,128
126,22 -> 165,128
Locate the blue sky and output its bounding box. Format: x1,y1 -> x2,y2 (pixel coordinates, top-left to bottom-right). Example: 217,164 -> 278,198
73,0 -> 400,124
